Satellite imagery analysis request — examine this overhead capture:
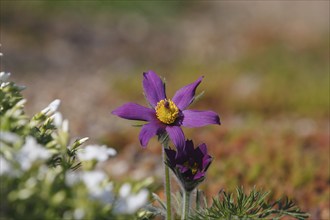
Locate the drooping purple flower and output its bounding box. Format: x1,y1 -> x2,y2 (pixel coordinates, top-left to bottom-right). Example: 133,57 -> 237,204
112,70 -> 220,148
165,140 -> 212,192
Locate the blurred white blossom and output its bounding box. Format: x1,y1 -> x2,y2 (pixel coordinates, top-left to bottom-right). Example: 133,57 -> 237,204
0,131 -> 20,144
65,170 -> 114,204
0,156 -> 12,176
62,119 -> 69,132
81,170 -> 107,190
37,165 -> 50,180
0,72 -> 14,88
65,171 -> 81,187
51,112 -> 69,132
73,208 -> 85,220
77,137 -> 89,145
114,183 -> 149,214
41,99 -> 61,116
0,82 -> 10,88
51,112 -> 63,128
15,136 -> 52,170
82,170 -> 114,204
16,99 -> 27,107
0,72 -> 11,82
77,145 -> 116,162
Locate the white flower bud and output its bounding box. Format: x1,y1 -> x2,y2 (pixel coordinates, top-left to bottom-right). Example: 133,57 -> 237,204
41,99 -> 61,116
16,99 -> 27,107
77,137 -> 89,145
62,119 -> 69,132
0,72 -> 10,81
77,145 -> 116,162
51,112 -> 63,128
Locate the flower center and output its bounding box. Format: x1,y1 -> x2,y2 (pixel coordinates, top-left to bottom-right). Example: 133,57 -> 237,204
184,161 -> 199,175
155,99 -> 179,124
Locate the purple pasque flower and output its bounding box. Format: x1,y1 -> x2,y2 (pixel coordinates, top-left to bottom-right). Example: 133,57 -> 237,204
165,140 -> 212,192
112,70 -> 220,148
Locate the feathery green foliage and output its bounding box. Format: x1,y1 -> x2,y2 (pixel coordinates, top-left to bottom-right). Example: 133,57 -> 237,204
190,187 -> 309,220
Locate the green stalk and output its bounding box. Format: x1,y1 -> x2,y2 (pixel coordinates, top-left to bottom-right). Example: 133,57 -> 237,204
162,144 -> 172,220
182,190 -> 191,220
196,189 -> 200,211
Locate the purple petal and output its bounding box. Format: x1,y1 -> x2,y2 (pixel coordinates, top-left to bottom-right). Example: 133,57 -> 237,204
176,139 -> 193,162
112,103 -> 155,121
172,76 -> 203,110
202,156 -> 212,171
193,149 -> 205,168
182,110 -> 220,127
143,70 -> 166,108
197,143 -> 208,156
165,148 -> 177,167
183,140 -> 195,157
177,164 -> 190,173
193,171 -> 205,180
139,122 -> 164,147
166,126 -> 185,149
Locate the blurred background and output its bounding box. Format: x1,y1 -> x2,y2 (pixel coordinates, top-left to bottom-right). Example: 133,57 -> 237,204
1,1 -> 329,218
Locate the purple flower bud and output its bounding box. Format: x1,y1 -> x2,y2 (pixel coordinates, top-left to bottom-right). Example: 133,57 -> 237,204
165,140 -> 212,192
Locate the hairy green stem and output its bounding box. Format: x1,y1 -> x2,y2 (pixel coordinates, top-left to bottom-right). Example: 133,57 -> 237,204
163,144 -> 172,220
182,190 -> 191,220
195,189 -> 200,211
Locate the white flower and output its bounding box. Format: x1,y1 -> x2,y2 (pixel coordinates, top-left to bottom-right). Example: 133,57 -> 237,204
0,82 -> 10,88
81,170 -> 107,194
114,183 -> 149,214
77,145 -> 116,162
125,189 -> 149,213
51,112 -> 69,132
0,131 -> 20,144
0,156 -> 12,176
62,119 -> 69,132
65,170 -> 114,204
51,112 -> 63,128
41,99 -> 61,116
65,171 -> 81,186
73,208 -> 85,220
37,165 -> 50,180
119,183 -> 132,197
0,72 -> 10,82
16,99 -> 27,107
15,136 -> 52,170
81,170 -> 114,204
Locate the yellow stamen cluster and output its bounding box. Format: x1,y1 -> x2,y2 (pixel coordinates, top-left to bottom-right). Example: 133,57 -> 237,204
184,161 -> 199,175
155,99 -> 179,124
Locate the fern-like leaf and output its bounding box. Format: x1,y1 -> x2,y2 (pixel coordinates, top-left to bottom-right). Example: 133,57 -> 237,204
189,186 -> 309,220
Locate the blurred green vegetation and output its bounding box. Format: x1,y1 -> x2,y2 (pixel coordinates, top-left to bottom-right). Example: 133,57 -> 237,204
114,35 -> 329,118
2,0 -> 187,19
